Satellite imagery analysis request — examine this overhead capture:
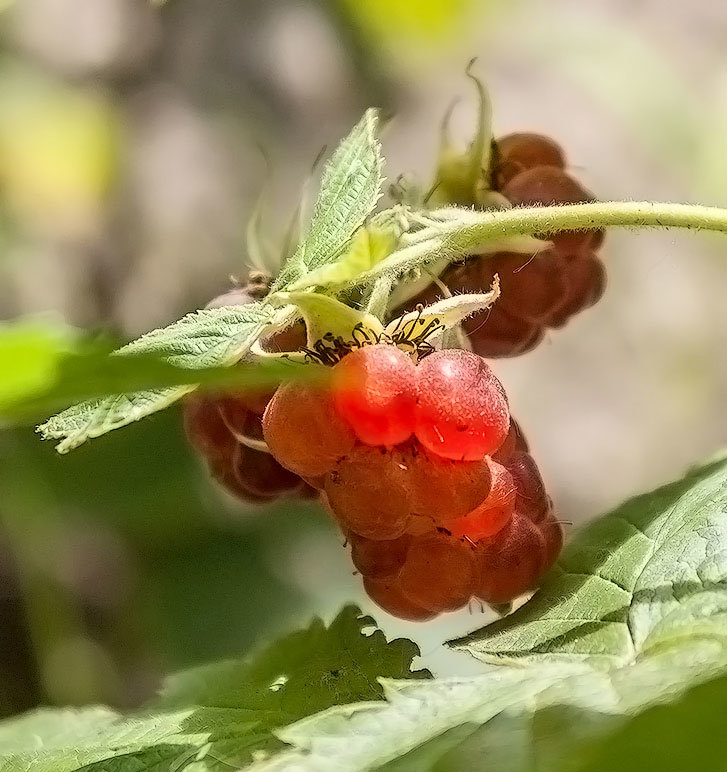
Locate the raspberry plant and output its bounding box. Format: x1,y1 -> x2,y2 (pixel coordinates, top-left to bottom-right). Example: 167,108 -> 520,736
1,78 -> 727,769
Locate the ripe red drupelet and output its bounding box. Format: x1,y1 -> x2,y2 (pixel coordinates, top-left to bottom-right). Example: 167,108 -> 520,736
332,344 -> 417,446
414,350 -> 510,460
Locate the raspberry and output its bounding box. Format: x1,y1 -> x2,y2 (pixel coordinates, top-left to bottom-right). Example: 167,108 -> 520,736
204,287 -> 256,310
363,577 -> 436,621
184,395 -> 237,462
463,304 -> 544,359
448,458 -> 516,541
332,344 -> 417,446
495,132 -> 566,188
231,442 -> 304,498
184,395 -> 309,503
548,253 -> 607,329
263,382 -> 356,477
540,513 -> 564,573
483,251 -> 569,324
476,514 -> 547,604
501,166 -> 600,253
492,418 -> 529,462
349,532 -> 411,580
414,350 -> 509,460
397,535 -> 479,612
403,442 -> 492,523
324,445 -> 414,540
504,451 -> 550,524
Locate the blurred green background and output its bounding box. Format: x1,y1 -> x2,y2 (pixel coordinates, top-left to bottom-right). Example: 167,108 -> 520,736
1,0 -> 727,717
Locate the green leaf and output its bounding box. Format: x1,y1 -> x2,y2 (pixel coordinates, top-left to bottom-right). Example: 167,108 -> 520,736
37,303 -> 272,453
450,452 -> 727,666
286,222 -> 399,291
247,455 -> 727,770
0,606 -> 426,772
273,109 -> 384,291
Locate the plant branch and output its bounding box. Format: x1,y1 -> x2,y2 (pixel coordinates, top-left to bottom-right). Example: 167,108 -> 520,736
360,201 -> 727,293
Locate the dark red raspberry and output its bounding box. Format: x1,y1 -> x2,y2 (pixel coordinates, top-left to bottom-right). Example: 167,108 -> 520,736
397,534 -> 479,612
475,514 -> 548,604
502,166 -> 600,253
448,458 -> 516,541
494,132 -> 566,188
184,394 -> 308,503
349,532 -> 411,580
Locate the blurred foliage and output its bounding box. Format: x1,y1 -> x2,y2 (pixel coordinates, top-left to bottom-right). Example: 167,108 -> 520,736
0,61 -> 119,230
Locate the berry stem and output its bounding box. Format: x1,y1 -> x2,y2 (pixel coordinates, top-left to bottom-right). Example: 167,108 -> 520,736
360,201 -> 727,304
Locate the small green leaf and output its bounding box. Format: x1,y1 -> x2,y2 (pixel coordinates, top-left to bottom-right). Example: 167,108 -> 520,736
273,109 -> 384,291
37,303 -> 272,453
286,222 -> 399,291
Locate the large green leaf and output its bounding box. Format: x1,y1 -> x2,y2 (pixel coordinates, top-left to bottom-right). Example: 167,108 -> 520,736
0,607 -> 426,772
450,451 -> 727,665
36,303 -> 272,453
272,109 -> 384,291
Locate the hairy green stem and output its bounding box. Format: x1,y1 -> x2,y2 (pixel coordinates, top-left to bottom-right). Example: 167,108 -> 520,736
363,201 -> 727,297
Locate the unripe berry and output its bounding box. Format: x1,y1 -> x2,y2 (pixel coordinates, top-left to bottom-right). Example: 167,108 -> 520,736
476,514 -> 547,604
414,350 -> 510,460
263,383 -> 356,477
363,577 -> 436,621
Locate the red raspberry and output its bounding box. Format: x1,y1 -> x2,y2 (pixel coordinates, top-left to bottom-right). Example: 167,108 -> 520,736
475,514 -> 547,604
495,132 -> 566,188
448,458 -> 516,541
332,344 -> 417,446
492,418 -> 529,462
397,534 -> 479,612
403,442 -> 492,524
324,445 -> 414,540
414,350 -> 510,461
263,382 -> 356,477
504,451 -> 550,524
363,577 -> 436,621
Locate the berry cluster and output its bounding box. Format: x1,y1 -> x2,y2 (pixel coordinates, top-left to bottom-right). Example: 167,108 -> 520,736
405,133 -> 606,357
261,344 -> 562,620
